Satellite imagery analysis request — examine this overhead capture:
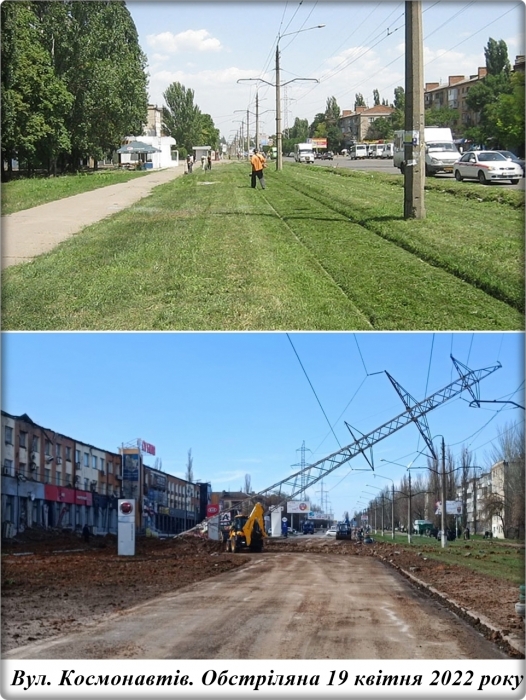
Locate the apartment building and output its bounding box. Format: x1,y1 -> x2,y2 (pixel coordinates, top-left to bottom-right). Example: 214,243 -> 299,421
1,411 -> 208,539
339,105 -> 395,146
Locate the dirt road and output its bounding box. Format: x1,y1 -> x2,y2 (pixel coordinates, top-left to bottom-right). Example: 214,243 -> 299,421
4,551 -> 506,660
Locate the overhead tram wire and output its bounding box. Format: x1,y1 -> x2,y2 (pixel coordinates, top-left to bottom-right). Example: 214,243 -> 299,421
300,1 -> 514,112
415,334 -> 436,456
286,333 -> 342,450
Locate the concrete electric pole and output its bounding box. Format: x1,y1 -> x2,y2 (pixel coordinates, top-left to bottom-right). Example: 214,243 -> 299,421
404,1 -> 426,219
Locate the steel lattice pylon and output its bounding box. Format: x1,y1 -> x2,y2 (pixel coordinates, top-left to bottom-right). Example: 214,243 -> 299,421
198,355 -> 501,528
251,355 -> 500,505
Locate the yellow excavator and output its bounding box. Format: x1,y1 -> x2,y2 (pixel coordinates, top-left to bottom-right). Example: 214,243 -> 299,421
225,503 -> 266,553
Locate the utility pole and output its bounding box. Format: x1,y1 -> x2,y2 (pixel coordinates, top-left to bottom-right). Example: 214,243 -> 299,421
255,92 -> 260,151
246,108 -> 250,154
441,437 -> 447,548
275,45 -> 282,171
404,1 -> 426,219
408,470 -> 412,544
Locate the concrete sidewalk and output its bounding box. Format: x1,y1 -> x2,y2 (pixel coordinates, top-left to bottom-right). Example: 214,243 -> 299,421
1,166 -> 188,269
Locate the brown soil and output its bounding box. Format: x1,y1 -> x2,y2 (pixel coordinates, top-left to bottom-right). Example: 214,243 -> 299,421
1,530 -> 524,655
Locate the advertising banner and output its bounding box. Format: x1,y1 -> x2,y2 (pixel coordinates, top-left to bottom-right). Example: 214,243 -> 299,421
122,453 -> 139,481
207,504 -> 220,517
287,501 -> 310,513
310,137 -> 327,148
435,500 -> 463,515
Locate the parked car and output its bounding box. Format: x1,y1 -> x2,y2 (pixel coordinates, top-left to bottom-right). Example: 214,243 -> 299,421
495,150 -> 525,175
322,151 -> 334,160
326,525 -> 337,537
453,150 -> 522,185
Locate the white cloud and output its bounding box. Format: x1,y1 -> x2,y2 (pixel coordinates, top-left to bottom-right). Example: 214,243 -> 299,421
147,29 -> 223,54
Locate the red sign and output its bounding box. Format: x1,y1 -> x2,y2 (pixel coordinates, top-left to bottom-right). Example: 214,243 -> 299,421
44,484 -> 92,506
207,504 -> 220,517
141,440 -> 156,456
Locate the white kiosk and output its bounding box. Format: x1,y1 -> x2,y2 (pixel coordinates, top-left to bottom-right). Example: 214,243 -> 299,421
118,499 -> 136,556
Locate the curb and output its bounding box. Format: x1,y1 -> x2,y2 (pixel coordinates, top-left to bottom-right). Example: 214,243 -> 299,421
377,553 -> 525,658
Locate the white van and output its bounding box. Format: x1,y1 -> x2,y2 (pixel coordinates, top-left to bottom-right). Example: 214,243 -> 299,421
350,144 -> 368,159
294,143 -> 315,163
393,127 -> 459,175
368,143 -> 384,158
381,143 -> 394,159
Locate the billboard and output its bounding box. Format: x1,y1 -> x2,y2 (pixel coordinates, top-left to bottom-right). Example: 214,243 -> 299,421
207,504 -> 220,517
435,500 -> 463,515
122,453 -> 139,481
141,440 -> 156,456
287,501 -> 310,513
310,138 -> 327,148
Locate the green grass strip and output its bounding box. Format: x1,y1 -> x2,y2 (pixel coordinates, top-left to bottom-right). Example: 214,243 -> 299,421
2,170 -> 149,215
1,163 -> 523,330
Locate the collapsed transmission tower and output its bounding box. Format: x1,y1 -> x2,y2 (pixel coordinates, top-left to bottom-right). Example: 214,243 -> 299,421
219,355 -> 501,517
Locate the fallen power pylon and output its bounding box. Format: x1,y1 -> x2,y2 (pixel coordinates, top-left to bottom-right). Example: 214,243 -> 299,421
198,355 -> 501,531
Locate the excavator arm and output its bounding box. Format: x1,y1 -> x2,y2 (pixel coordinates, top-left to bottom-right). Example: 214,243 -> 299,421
242,503 -> 266,546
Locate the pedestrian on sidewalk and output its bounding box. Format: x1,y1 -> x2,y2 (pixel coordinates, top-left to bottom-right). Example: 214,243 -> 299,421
250,148 -> 266,189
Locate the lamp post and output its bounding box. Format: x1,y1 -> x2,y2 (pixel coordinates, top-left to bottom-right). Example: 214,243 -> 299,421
238,24 -> 324,172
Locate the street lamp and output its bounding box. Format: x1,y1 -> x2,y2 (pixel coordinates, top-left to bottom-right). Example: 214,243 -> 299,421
238,24 -> 324,172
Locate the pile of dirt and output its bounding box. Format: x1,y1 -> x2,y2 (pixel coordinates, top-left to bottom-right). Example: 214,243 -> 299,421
2,530 -> 523,656
1,531 -> 244,653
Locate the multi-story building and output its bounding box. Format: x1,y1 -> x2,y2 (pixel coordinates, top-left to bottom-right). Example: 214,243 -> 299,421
457,471 -> 492,535
1,411 -> 208,539
339,105 -> 395,146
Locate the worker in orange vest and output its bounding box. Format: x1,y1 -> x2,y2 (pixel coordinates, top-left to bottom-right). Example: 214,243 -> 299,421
250,148 -> 266,189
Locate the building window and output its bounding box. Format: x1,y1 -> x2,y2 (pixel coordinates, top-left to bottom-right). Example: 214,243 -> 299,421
100,458 -> 105,473
3,458 -> 13,475
44,468 -> 51,483
32,436 -> 39,452
45,440 -> 52,456
19,431 -> 27,448
4,426 -> 13,445
66,446 -> 72,461
19,462 -> 26,477
92,455 -> 97,470
108,461 -> 113,474
56,443 -> 62,458
83,452 -> 89,467
75,449 -> 80,464
56,473 -> 61,486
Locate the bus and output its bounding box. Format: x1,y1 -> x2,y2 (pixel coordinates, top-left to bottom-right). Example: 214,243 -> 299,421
349,143 -> 368,159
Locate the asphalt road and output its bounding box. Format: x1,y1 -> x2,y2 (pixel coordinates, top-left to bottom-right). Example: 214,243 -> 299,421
283,155 -> 525,190
4,551 -> 507,660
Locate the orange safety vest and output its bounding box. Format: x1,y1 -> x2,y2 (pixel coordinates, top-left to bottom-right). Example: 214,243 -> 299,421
250,153 -> 266,172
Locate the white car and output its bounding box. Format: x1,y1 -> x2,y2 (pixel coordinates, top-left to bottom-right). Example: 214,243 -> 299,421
326,525 -> 337,537
453,150 -> 522,185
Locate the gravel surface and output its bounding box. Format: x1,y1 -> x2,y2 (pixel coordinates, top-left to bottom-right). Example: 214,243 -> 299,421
1,530 -> 523,656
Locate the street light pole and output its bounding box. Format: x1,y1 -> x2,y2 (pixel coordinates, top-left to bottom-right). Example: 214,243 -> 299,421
441,437 -> 447,548
275,44 -> 282,171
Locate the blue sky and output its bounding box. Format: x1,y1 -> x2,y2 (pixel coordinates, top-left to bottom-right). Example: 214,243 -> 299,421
2,332 -> 523,520
126,1 -> 525,140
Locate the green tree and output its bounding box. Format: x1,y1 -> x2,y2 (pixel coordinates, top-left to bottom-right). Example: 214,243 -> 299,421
365,117 -> 393,140
198,113 -> 220,150
486,71 -> 525,150
393,86 -> 405,110
162,82 -> 203,154
373,89 -> 380,106
1,1 -> 72,177
425,107 -> 459,130
354,93 -> 366,109
289,117 -> 309,142
465,38 -> 513,147
325,96 -> 340,124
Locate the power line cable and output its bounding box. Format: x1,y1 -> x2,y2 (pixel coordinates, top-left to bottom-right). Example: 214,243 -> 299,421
286,333 -> 341,449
